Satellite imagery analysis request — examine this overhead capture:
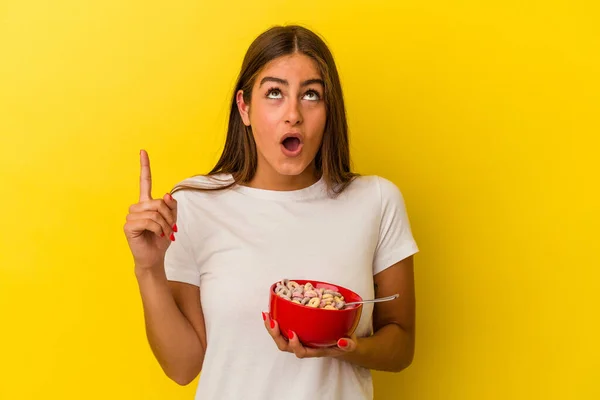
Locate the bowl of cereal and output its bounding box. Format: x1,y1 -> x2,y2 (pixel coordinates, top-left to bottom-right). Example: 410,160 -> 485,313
268,279 -> 363,348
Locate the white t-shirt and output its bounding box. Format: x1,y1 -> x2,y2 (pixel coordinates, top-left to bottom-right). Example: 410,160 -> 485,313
164,173 -> 419,400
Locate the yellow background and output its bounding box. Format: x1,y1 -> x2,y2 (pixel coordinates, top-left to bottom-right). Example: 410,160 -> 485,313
1,0 -> 598,399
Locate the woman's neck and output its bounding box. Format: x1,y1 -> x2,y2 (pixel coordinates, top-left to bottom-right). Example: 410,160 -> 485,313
245,163 -> 320,192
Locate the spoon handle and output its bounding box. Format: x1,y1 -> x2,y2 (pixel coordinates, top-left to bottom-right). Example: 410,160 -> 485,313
345,293 -> 400,306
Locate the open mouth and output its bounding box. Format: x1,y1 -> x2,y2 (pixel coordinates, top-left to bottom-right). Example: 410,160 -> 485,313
282,136 -> 301,152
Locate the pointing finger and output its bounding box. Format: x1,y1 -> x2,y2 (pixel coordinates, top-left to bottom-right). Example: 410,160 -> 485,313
139,149 -> 152,202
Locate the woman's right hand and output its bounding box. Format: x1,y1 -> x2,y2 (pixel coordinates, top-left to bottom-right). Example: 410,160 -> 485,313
124,149 -> 178,272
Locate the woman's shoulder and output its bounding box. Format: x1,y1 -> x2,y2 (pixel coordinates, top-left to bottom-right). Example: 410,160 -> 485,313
347,174 -> 403,197
175,173 -> 234,188
341,174 -> 408,213
169,173 -> 235,200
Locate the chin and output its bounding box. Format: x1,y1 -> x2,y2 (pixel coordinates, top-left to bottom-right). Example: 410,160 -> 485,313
275,166 -> 307,176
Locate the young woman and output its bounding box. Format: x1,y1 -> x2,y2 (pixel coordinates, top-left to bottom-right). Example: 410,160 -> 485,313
124,24 -> 419,400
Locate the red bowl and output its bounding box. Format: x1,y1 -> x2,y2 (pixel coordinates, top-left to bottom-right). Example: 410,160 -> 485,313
268,279 -> 363,348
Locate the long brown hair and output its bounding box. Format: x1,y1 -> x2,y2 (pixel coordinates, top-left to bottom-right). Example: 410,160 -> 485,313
171,24 -> 358,197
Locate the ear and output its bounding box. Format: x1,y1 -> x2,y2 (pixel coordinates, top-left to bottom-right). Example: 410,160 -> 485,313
236,90 -> 251,126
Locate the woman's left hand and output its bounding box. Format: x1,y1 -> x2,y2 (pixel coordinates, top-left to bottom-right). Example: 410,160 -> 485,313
262,312 -> 357,358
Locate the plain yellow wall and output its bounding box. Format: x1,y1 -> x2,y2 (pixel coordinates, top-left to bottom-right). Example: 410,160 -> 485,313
1,1 -> 598,399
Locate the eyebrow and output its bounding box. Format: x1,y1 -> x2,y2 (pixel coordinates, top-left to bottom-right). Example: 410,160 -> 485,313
259,76 -> 324,88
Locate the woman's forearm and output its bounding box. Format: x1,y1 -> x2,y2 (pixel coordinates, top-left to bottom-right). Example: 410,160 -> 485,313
339,324 -> 414,372
136,266 -> 205,385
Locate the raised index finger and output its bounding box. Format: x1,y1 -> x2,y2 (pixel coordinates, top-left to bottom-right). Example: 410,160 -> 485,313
139,149 -> 152,201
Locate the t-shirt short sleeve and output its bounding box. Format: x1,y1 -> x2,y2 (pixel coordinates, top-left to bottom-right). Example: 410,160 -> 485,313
164,190 -> 201,287
372,176 -> 419,275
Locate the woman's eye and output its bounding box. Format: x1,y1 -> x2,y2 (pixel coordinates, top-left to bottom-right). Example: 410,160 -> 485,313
267,89 -> 282,99
303,90 -> 321,101
267,88 -> 320,100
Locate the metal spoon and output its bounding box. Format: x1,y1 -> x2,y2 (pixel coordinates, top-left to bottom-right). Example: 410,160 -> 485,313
344,293 -> 400,306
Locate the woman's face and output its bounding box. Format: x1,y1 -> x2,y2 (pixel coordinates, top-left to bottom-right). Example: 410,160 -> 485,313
237,53 -> 326,184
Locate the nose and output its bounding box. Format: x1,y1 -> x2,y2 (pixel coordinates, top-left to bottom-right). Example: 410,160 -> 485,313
285,97 -> 303,125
